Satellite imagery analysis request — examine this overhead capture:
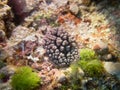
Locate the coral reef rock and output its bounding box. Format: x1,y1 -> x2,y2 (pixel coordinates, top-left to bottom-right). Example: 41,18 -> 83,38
103,61 -> 120,79
93,41 -> 109,55
69,3 -> 79,15
8,0 -> 38,23
0,48 -> 8,61
0,30 -> 6,46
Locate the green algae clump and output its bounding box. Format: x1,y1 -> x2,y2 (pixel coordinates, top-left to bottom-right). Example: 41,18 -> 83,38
71,48 -> 105,77
11,66 -> 41,90
78,48 -> 104,77
82,59 -> 104,77
80,48 -> 97,61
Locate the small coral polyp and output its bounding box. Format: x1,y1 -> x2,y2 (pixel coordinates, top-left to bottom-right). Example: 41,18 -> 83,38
43,28 -> 79,67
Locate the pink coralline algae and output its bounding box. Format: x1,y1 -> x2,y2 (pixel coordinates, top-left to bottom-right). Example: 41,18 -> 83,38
13,40 -> 38,58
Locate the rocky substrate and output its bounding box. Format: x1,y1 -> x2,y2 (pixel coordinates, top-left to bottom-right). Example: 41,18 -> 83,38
0,0 -> 120,90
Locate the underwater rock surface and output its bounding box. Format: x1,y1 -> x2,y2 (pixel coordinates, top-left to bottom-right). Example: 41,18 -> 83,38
104,61 -> 120,79
8,0 -> 38,23
0,0 -> 120,90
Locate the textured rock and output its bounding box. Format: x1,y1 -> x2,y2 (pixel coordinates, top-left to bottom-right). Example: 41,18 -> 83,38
103,61 -> 120,79
0,30 -> 6,45
0,0 -> 14,38
0,48 -> 8,61
0,65 -> 16,77
53,0 -> 68,7
57,73 -> 67,84
13,40 -> 38,58
93,41 -> 109,55
0,21 -> 5,31
69,3 -> 79,15
0,65 -> 16,83
99,54 -> 113,61
10,26 -> 33,43
69,0 -> 91,5
84,76 -> 120,90
8,0 -> 39,23
0,1 -> 11,18
0,81 -> 12,90
0,61 -> 6,69
58,76 -> 67,84
8,0 -> 26,22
